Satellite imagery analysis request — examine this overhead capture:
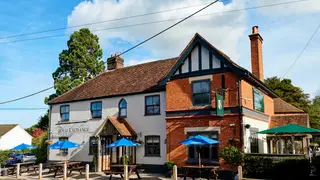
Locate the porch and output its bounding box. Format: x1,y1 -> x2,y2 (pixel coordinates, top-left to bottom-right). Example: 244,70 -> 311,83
93,116 -> 138,172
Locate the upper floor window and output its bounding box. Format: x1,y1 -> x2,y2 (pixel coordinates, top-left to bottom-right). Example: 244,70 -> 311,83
91,101 -> 102,118
119,99 -> 127,117
60,105 -> 69,121
145,95 -> 160,115
192,80 -> 211,106
253,88 -> 264,112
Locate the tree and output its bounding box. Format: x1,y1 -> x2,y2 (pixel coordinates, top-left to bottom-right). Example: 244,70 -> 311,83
52,28 -> 105,96
265,76 -> 310,111
32,132 -> 48,163
309,96 -> 320,130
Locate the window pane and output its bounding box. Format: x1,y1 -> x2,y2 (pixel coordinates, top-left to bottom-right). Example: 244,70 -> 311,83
120,108 -> 127,116
146,106 -> 154,114
153,106 -> 160,114
91,103 -> 96,110
120,100 -> 126,108
153,137 -> 160,143
193,82 -> 202,93
189,146 -> 195,158
97,102 -> 102,109
201,82 -> 210,93
193,94 -> 202,105
153,96 -> 160,105
201,93 -> 210,104
146,97 -> 153,105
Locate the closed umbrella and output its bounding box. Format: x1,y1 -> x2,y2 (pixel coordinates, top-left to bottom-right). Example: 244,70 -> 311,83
180,135 -> 219,167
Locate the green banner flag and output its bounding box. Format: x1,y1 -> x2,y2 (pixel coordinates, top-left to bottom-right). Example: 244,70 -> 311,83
216,93 -> 224,116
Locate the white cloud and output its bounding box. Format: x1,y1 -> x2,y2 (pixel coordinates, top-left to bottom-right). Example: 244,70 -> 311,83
67,0 -> 248,62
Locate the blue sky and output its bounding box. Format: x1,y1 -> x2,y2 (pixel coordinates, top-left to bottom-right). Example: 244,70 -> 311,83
0,0 -> 320,128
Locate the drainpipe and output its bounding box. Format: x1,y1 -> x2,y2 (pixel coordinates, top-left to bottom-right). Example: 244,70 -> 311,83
237,80 -> 244,151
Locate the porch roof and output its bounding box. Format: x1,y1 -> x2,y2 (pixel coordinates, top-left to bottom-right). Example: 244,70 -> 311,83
94,116 -> 137,137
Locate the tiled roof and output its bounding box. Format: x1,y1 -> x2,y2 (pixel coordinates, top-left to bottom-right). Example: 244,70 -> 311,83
0,124 -> 17,137
49,57 -> 178,104
108,116 -> 136,136
274,98 -> 305,114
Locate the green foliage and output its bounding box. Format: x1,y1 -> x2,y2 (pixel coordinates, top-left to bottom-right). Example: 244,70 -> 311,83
164,161 -> 176,169
265,76 -> 310,111
308,96 -> 320,130
244,155 -> 309,179
219,146 -> 243,168
31,132 -> 48,163
0,150 -> 10,166
51,28 -> 105,96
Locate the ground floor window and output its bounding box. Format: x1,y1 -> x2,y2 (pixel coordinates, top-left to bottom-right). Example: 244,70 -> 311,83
187,131 -> 219,164
59,137 -> 68,155
145,136 -> 160,157
89,137 -> 98,155
250,128 -> 259,153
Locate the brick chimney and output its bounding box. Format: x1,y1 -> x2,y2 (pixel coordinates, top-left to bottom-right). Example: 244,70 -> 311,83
107,54 -> 124,71
249,26 -> 264,81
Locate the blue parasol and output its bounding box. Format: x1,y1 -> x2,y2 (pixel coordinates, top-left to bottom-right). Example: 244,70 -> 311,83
10,143 -> 36,151
180,135 -> 219,167
107,138 -> 141,148
48,140 -> 80,149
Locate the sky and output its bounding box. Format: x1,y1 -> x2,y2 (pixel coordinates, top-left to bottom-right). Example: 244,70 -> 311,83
0,0 -> 320,128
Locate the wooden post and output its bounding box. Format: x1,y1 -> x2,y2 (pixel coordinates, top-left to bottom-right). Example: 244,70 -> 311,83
85,164 -> 89,180
97,136 -> 102,172
38,163 -> 43,180
16,163 -> 20,178
106,155 -> 110,170
63,162 -> 67,180
124,165 -> 128,180
172,165 -> 178,180
238,166 -> 243,180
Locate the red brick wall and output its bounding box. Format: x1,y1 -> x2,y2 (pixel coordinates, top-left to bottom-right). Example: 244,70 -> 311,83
270,113 -> 309,128
166,115 -> 240,168
166,72 -> 239,112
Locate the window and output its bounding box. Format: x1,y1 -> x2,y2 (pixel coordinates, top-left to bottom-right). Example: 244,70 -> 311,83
89,137 -> 98,155
250,128 -> 259,153
187,131 -> 218,164
145,136 -> 160,157
91,101 -> 102,118
145,95 -> 160,115
59,137 -> 68,155
192,80 -> 211,106
253,88 -> 264,112
60,105 -> 69,121
119,99 -> 127,117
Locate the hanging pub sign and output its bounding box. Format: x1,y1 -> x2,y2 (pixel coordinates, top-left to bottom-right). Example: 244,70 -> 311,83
216,93 -> 224,117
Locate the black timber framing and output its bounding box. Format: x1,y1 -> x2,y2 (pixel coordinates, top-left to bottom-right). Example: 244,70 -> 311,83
166,107 -> 239,117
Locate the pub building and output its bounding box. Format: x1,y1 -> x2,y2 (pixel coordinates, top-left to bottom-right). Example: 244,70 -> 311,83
48,26 -> 309,171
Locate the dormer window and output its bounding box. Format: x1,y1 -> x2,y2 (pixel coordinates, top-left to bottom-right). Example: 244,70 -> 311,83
91,101 -> 102,118
119,99 -> 127,117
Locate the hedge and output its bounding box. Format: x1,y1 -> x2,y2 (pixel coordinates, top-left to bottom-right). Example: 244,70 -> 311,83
244,155 -> 309,180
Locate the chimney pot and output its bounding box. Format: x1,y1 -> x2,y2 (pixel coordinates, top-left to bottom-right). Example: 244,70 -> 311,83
252,26 -> 259,34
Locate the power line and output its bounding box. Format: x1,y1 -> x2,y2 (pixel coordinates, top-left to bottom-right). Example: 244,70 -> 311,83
0,108 -> 48,110
0,0 -> 311,45
0,1 -> 219,105
0,86 -> 54,105
0,2 -> 213,40
282,22 -> 320,78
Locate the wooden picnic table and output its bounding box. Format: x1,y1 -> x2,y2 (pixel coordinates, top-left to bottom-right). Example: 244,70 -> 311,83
179,165 -> 219,180
51,161 -> 83,177
10,161 -> 38,175
104,164 -> 141,180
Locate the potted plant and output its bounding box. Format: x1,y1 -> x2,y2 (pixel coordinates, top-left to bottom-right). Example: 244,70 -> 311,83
164,161 -> 175,177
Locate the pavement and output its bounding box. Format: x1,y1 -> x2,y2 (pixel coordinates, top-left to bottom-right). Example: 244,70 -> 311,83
0,169 -> 171,180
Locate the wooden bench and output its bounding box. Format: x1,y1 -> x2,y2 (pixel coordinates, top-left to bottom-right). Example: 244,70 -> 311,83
104,170 -> 124,180
69,165 -> 85,175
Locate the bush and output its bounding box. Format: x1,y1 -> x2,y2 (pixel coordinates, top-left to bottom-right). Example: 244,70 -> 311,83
0,150 -> 10,166
244,155 -> 309,180
164,161 -> 175,169
31,132 -> 48,163
219,146 -> 244,169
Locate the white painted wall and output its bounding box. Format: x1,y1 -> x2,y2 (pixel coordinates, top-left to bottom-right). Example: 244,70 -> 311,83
243,117 -> 268,153
49,92 -> 167,165
181,57 -> 189,73
0,125 -> 32,150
